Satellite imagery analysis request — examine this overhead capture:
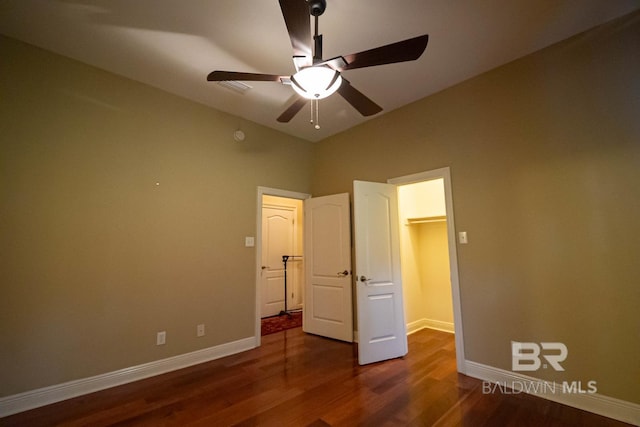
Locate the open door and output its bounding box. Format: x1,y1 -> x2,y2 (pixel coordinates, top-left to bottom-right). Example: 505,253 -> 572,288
303,193 -> 353,342
354,180 -> 407,365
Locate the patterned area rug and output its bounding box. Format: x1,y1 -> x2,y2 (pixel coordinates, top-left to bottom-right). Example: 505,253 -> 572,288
261,311 -> 302,336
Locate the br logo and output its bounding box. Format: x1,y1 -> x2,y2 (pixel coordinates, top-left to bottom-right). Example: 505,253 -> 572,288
511,342 -> 568,371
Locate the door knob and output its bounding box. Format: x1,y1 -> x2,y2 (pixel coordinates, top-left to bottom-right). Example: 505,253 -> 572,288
359,276 -> 372,282
261,266 -> 268,270
337,270 -> 349,276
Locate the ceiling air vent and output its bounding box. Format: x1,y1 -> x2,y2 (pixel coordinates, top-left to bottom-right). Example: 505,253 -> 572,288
217,80 -> 252,95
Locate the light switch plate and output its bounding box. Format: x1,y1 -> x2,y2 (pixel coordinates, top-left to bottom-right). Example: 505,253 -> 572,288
458,231 -> 468,244
245,236 -> 255,247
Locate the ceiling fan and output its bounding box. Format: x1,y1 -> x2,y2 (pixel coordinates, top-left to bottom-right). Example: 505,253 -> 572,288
207,0 -> 429,128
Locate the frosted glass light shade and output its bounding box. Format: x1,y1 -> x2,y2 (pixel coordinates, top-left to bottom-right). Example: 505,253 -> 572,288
291,66 -> 342,99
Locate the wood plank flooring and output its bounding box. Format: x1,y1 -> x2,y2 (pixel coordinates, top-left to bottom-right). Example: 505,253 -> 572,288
1,328 -> 631,426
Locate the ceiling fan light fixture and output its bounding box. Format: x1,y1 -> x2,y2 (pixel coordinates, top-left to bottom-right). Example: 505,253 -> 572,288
291,66 -> 342,99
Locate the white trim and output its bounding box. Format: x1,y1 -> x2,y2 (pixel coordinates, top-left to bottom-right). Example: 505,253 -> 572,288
255,187 -> 311,348
407,318 -> 455,335
464,360 -> 640,425
0,337 -> 255,417
388,167 -> 466,374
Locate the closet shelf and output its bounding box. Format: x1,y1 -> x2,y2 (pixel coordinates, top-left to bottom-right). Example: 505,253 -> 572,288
405,215 -> 446,225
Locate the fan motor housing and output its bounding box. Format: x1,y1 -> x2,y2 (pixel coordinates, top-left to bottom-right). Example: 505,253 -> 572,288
309,0 -> 326,16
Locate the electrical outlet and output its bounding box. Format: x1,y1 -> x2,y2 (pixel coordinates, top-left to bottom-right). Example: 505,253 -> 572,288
156,331 -> 166,345
197,324 -> 205,337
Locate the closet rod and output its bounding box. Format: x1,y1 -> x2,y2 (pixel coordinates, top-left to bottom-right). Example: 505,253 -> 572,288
405,216 -> 447,225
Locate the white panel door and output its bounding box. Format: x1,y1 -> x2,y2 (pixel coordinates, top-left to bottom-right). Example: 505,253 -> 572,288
304,193 -> 353,342
261,206 -> 295,317
354,180 -> 407,364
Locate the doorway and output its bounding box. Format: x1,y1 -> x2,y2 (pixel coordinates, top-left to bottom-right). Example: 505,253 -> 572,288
260,195 -> 304,318
397,178 -> 454,333
389,168 -> 465,372
255,187 -> 310,347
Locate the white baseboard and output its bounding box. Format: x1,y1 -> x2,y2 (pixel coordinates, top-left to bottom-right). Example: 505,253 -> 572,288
0,336 -> 256,417
407,318 -> 455,335
464,360 -> 640,425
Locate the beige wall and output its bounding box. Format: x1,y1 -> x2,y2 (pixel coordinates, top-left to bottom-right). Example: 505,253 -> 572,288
0,36 -> 312,397
312,12 -> 640,403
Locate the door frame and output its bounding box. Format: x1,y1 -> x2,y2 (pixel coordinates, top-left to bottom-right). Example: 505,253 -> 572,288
388,167 -> 466,373
255,187 -> 310,347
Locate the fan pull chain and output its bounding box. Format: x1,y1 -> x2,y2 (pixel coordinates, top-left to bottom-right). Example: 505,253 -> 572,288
309,99 -> 320,129
310,99 -> 314,124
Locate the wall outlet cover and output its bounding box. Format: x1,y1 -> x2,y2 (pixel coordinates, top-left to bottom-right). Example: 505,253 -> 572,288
156,331 -> 166,345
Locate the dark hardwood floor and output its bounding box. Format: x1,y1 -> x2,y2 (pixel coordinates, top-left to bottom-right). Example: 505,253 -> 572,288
1,328 -> 631,426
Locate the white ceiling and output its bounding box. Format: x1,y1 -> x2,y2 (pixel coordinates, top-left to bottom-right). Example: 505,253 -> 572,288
1,0 -> 638,142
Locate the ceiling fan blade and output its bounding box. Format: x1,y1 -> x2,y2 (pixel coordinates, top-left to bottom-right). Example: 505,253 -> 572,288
337,79 -> 382,117
279,0 -> 313,67
336,34 -> 429,71
277,97 -> 308,122
207,71 -> 285,82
